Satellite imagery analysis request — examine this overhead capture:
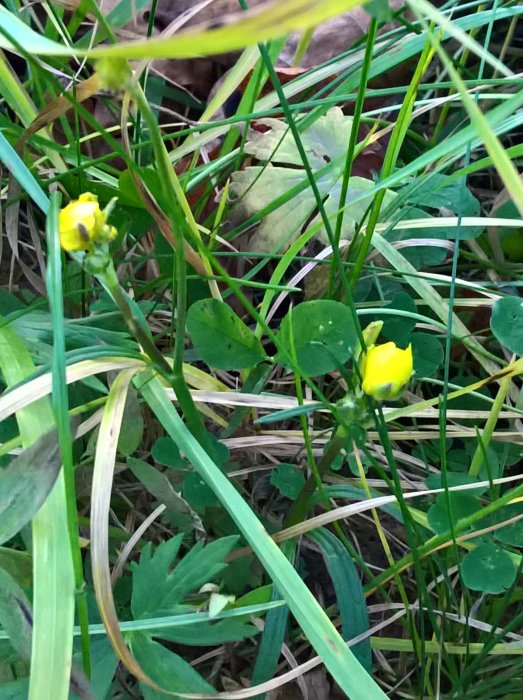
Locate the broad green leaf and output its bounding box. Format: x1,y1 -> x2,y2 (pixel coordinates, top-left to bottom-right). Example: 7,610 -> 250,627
182,471 -> 219,511
412,332 -> 443,377
490,296 -> 523,356
276,299 -> 358,375
497,199 -> 523,262
117,388 -> 144,456
461,543 -> 516,594
270,463 -> 306,499
425,473 -> 486,495
0,567 -> 32,661
230,108 -> 396,252
309,528 -> 371,671
127,458 -> 201,535
0,548 -> 32,588
0,429 -> 61,544
403,173 -> 481,235
71,639 -> 117,700
379,292 -> 417,347
131,535 -> 239,619
387,207 -> 450,267
187,298 -> 266,370
130,634 -> 215,699
151,437 -> 184,468
427,493 -> 482,535
0,678 -> 28,700
152,618 -> 259,646
493,503 -> 523,548
364,0 -> 393,21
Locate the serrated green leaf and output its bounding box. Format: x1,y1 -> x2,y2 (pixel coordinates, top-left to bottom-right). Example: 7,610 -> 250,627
187,299 -> 267,370
139,371 -> 390,699
131,535 -> 184,619
131,535 -> 239,619
276,299 -> 358,375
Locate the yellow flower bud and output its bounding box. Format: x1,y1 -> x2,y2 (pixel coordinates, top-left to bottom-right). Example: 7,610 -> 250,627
95,58 -> 132,91
361,341 -> 413,401
59,193 -> 105,252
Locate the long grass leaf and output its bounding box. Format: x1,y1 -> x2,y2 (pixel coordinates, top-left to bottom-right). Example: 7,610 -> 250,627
1,0 -> 364,58
45,192 -> 91,675
90,367 -> 165,691
0,321 -> 74,700
0,130 -> 49,212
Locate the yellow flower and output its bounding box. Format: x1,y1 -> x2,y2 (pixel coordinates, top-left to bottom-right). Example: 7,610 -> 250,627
59,193 -> 105,252
361,341 -> 413,401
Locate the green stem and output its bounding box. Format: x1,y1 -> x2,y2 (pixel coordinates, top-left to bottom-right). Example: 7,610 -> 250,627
111,78 -> 210,447
329,17 -> 378,296
285,428 -> 347,527
349,31 -> 435,289
468,372 -> 512,478
100,263 -> 208,447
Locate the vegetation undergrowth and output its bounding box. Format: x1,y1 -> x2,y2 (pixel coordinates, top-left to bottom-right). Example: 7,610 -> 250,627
0,0 -> 522,698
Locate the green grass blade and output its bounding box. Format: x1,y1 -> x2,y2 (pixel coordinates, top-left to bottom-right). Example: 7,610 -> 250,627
251,540 -> 295,700
0,321 -> 75,700
73,0 -> 151,49
408,0 -> 512,78
309,528 -> 372,670
0,49 -> 36,125
138,370 -> 389,700
45,192 -> 91,676
421,23 -> 523,217
1,0 -> 365,58
0,130 -> 49,212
